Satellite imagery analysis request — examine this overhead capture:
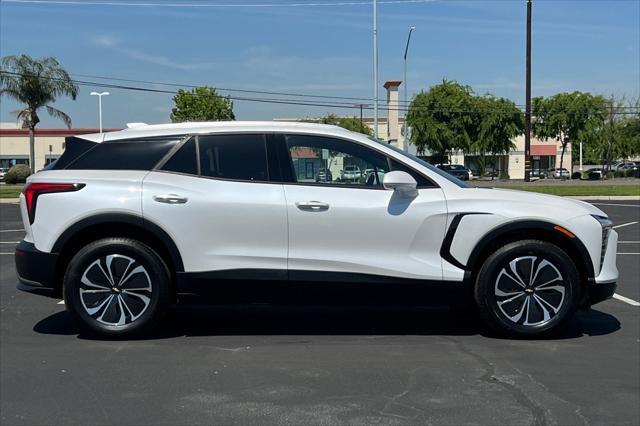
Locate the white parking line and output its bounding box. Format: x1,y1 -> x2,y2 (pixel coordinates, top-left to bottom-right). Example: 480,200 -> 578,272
0,253 -> 13,255
618,241 -> 640,244
0,242 -> 19,244
0,229 -> 24,233
613,221 -> 639,229
613,293 -> 640,307
592,203 -> 640,208
618,253 -> 640,255
57,300 -> 65,305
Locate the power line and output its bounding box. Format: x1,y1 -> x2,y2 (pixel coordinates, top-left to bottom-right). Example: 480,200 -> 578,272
2,70 -> 639,115
2,0 -> 437,8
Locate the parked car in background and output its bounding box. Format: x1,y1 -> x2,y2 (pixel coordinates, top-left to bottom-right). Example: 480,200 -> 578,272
549,168 -> 570,179
531,169 -> 548,179
362,168 -> 386,185
15,121 -> 618,338
341,165 -> 362,182
612,161 -> 636,171
315,168 -> 332,183
0,168 -> 7,182
436,164 -> 472,181
586,168 -> 605,180
620,163 -> 639,171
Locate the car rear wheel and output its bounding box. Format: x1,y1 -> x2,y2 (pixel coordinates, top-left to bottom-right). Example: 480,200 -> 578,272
474,240 -> 580,337
63,238 -> 170,338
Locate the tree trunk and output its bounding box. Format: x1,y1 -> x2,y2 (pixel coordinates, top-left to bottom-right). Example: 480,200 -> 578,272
29,126 -> 36,174
559,143 -> 566,180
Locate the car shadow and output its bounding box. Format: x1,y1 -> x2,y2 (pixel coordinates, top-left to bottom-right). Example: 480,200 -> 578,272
33,303 -> 620,341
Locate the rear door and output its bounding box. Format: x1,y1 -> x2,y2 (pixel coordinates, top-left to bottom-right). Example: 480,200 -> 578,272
142,134 -> 288,276
280,133 -> 448,281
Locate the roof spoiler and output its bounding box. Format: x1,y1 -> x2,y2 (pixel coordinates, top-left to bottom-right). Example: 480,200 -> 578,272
126,122 -> 148,129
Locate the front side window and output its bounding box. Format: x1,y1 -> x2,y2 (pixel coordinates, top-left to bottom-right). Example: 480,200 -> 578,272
198,134 -> 268,181
285,135 -> 389,187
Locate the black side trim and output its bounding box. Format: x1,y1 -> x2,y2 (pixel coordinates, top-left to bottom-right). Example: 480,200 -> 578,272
51,213 -> 184,272
439,213 -> 490,270
176,269 -> 469,308
15,241 -> 58,298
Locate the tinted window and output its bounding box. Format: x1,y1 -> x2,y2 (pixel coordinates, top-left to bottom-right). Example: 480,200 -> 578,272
51,137 -> 97,170
66,138 -> 179,170
285,135 -> 389,187
161,138 -> 198,175
198,134 -> 268,181
368,136 -> 470,188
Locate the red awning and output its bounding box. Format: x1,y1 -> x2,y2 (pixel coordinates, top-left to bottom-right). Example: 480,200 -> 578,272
531,145 -> 557,156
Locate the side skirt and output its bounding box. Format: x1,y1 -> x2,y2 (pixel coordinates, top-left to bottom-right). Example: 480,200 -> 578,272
176,269 -> 469,309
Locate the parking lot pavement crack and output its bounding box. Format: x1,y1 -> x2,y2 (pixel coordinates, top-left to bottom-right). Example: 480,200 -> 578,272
379,369 -> 428,423
442,337 -> 551,426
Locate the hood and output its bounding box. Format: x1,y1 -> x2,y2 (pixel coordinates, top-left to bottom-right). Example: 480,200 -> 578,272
467,187 -> 607,219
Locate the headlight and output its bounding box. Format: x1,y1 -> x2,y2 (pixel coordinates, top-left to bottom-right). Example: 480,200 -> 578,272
592,215 -> 613,270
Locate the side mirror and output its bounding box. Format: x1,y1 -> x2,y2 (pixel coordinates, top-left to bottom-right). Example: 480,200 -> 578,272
383,171 -> 418,197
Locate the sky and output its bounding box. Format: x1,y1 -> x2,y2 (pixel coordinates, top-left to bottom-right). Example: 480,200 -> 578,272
0,0 -> 638,129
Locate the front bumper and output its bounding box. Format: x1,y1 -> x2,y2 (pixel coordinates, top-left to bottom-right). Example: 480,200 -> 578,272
584,228 -> 618,307
14,240 -> 59,298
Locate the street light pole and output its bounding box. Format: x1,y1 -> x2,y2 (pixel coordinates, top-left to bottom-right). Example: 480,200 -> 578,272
524,0 -> 532,182
90,91 -> 110,133
373,0 -> 379,139
403,26 -> 415,150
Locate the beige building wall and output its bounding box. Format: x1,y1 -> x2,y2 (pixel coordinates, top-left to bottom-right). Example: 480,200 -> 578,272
0,134 -> 66,170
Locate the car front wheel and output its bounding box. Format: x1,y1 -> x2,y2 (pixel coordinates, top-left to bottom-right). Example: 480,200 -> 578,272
63,238 -> 170,338
474,240 -> 580,337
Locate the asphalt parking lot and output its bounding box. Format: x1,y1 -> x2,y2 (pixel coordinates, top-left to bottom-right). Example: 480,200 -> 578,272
1,201 -> 638,425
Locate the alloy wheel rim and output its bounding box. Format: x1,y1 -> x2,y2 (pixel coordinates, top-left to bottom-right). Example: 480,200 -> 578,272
79,254 -> 153,327
494,256 -> 566,327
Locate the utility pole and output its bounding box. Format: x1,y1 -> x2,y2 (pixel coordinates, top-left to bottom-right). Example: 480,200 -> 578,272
524,0 -> 532,182
373,0 -> 379,139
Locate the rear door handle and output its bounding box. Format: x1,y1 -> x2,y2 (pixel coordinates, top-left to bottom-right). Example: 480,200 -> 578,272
153,194 -> 188,204
296,201 -> 329,212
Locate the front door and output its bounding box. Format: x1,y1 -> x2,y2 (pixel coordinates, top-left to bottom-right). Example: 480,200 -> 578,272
281,134 -> 448,281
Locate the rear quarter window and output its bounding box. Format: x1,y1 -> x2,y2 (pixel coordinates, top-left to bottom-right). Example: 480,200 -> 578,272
65,138 -> 180,170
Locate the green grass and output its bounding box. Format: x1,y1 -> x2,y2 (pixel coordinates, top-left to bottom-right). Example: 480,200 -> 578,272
499,185 -> 640,197
0,184 -> 24,198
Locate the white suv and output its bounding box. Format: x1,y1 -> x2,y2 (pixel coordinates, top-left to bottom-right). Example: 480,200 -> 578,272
15,122 -> 618,337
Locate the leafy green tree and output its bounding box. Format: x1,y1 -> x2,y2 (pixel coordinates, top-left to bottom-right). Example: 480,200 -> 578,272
532,92 -> 606,177
303,113 -> 372,135
471,95 -> 523,176
406,80 -> 477,162
170,86 -> 235,122
1,55 -> 79,173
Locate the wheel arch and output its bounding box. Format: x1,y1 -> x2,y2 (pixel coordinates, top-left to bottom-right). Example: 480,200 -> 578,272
51,213 -> 184,297
464,219 -> 595,292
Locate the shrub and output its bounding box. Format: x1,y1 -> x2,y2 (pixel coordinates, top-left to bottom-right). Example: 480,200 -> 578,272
499,170 -> 510,180
4,164 -> 31,184
606,171 -> 615,180
571,172 -> 582,180
625,169 -> 639,178
614,170 -> 626,178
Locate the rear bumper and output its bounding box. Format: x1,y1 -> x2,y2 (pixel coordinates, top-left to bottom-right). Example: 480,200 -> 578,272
14,240 -> 59,298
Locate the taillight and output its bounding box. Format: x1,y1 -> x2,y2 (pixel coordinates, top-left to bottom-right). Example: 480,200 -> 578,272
23,183 -> 85,224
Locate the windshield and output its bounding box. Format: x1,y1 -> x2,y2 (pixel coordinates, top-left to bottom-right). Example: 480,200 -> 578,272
367,136 -> 471,188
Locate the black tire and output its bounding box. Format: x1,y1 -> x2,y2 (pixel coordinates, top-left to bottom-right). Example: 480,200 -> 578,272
474,240 -> 580,337
63,238 -> 170,338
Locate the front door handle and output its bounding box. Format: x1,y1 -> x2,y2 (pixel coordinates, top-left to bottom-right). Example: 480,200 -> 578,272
153,194 -> 188,204
296,201 -> 329,212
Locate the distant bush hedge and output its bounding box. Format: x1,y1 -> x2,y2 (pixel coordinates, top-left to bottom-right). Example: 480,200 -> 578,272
4,164 -> 31,184
625,169 -> 639,178
606,171 -> 615,180
614,170 -> 626,178
571,172 -> 582,180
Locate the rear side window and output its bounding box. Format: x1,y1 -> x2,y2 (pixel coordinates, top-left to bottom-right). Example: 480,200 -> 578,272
161,138 -> 198,175
198,134 -> 268,181
66,138 -> 179,170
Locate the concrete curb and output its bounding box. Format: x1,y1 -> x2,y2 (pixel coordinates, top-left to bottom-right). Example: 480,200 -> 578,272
0,198 -> 20,204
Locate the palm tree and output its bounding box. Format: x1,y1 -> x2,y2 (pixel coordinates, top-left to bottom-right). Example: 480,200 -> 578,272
1,55 -> 79,173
